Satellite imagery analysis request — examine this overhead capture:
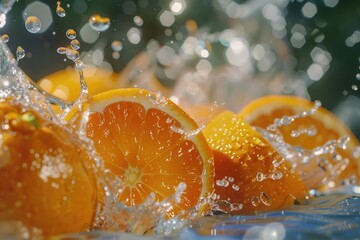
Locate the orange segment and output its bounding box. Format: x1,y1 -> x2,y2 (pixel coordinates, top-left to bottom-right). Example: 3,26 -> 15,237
203,111 -> 309,214
239,95 -> 360,189
84,88 -> 214,217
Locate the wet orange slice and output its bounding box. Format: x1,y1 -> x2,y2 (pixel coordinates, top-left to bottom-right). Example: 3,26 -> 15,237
203,111 -> 309,214
239,95 -> 360,189
80,88 -> 214,218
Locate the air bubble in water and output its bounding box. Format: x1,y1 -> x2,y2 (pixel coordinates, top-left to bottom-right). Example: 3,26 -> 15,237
260,192 -> 272,206
111,40 -> 123,52
1,34 -> 9,42
351,85 -> 358,91
56,1 -> 66,17
25,16 -> 41,33
70,39 -> 80,50
251,196 -> 260,207
89,14 -> 111,32
66,29 -> 76,39
16,46 -> 25,62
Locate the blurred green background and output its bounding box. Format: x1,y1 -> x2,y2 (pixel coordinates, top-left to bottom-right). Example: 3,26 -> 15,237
2,0 -> 360,137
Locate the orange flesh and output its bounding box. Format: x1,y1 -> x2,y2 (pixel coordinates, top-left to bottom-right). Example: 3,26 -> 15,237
203,111 -> 309,214
240,95 -> 360,188
87,100 -> 206,217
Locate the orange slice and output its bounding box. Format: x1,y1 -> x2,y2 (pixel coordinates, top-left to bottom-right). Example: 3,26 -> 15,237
80,88 -> 214,218
203,111 -> 309,214
239,95 -> 360,189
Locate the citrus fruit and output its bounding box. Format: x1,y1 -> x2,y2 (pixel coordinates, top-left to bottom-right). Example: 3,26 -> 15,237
181,103 -> 226,126
0,102 -> 97,236
38,66 -> 120,102
203,111 -> 309,214
77,88 -> 214,218
239,95 -> 360,189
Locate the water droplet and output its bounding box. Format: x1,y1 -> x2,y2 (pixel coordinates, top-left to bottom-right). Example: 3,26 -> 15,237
231,184 -> 240,191
133,15 -> 144,26
89,14 -> 111,32
66,29 -> 76,39
260,192 -> 272,206
70,39 -> 80,50
56,1 -> 66,17
25,16 -> 41,33
251,196 -> 260,207
65,48 -> 80,61
356,73 -> 360,81
16,46 -> 25,62
1,34 -> 9,43
271,171 -> 283,180
111,40 -> 123,52
57,47 -> 67,54
256,172 -> 265,182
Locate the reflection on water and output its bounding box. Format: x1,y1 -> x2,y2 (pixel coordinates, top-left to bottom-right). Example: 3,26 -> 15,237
55,191 -> 360,240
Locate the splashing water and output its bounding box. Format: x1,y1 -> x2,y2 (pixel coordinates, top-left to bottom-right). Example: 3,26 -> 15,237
24,16 -> 41,33
254,100 -> 358,191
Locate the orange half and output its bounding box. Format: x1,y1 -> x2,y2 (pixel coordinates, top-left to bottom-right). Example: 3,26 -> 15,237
240,95 -> 360,189
82,88 -> 214,218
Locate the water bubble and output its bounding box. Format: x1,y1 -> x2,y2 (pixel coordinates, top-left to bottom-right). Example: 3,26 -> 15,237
89,14 -> 111,32
56,1 -> 66,17
251,196 -> 260,207
66,29 -> 77,39
57,47 -> 67,54
351,85 -> 358,91
65,48 -> 80,61
70,39 -> 80,50
25,16 -> 41,33
111,40 -> 123,52
0,34 -> 9,43
260,192 -> 272,206
16,46 -> 25,62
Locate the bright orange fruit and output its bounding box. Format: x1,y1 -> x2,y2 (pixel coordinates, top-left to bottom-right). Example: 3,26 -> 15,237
0,102 -> 97,236
203,111 -> 309,214
239,95 -> 360,189
77,88 -> 214,218
38,66 -> 120,102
